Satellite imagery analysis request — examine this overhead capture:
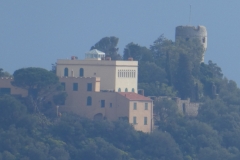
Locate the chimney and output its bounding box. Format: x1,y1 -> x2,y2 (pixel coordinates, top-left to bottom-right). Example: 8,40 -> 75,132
128,57 -> 133,61
71,56 -> 78,60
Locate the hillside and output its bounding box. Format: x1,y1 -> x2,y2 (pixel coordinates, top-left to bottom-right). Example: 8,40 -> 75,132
1,35 -> 240,160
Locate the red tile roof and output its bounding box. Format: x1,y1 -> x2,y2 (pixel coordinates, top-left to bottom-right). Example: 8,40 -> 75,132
117,92 -> 152,101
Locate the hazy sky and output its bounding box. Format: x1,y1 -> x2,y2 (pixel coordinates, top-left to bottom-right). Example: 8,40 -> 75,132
1,1 -> 240,85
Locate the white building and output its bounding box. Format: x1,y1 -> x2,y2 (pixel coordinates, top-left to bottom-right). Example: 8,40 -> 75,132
56,49 -> 138,93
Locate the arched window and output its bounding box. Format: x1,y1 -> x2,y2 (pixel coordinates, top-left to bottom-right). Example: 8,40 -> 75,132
80,68 -> 84,77
64,68 -> 68,77
87,96 -> 92,106
132,88 -> 135,92
118,88 -> 121,92
125,88 -> 128,92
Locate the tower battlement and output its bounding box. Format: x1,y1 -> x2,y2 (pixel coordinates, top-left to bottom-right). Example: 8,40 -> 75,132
175,25 -> 207,62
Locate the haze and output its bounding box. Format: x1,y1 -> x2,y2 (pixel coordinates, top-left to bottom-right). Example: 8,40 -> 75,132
1,1 -> 239,85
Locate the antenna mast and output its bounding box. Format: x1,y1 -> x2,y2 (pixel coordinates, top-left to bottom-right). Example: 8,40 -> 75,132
189,4 -> 192,25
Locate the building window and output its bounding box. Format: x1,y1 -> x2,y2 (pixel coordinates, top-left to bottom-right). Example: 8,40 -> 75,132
73,83 -> 78,91
133,71 -> 135,78
133,116 -> 137,124
61,82 -> 66,91
110,103 -> 112,108
133,103 -> 137,110
144,117 -> 147,125
145,103 -> 148,110
64,68 -> 68,77
118,88 -> 121,92
132,88 -> 135,92
87,96 -> 92,106
80,68 -> 84,77
101,100 -> 105,108
87,83 -> 92,91
0,88 -> 11,95
125,88 -> 128,92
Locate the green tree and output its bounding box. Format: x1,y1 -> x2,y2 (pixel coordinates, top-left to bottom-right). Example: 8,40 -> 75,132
12,67 -> 59,113
0,68 -> 11,77
12,67 -> 58,91
53,92 -> 68,106
150,35 -> 176,69
0,68 -> 3,77
143,131 -> 183,160
138,62 -> 166,84
49,148 -> 70,160
175,53 -> 194,100
77,137 -> 128,160
123,42 -> 153,61
91,36 -> 121,60
154,99 -> 180,123
1,151 -> 16,160
0,95 -> 27,129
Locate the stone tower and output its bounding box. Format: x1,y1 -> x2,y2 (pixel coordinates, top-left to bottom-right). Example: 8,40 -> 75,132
175,25 -> 207,62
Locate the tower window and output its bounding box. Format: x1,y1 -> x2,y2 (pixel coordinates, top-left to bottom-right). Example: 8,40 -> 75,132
203,37 -> 206,43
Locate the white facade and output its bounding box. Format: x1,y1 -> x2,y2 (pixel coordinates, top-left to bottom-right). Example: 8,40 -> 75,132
56,50 -> 138,92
